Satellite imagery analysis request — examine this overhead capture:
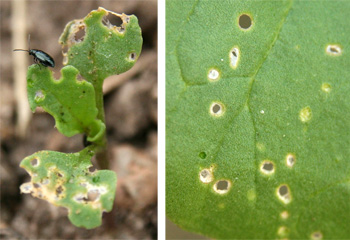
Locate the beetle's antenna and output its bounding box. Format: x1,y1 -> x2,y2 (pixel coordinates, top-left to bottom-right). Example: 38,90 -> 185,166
13,49 -> 29,52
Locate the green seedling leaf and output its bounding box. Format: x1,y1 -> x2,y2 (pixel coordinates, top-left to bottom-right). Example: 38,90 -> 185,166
20,147 -> 117,229
166,0 -> 350,239
59,7 -> 143,84
27,65 -> 105,142
20,7 -> 142,229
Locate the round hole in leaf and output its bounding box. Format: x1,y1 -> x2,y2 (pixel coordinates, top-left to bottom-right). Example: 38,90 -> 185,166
213,180 -> 231,194
199,169 -> 213,183
311,231 -> 323,240
208,68 -> 220,81
210,102 -> 225,117
326,44 -> 341,56
213,104 -> 220,113
286,154 -> 296,168
279,185 -> 288,195
30,158 -> 39,167
238,14 -> 252,29
129,52 -> 136,61
87,189 -> 100,202
277,184 -> 292,204
260,160 -> 275,175
56,185 -> 64,195
229,47 -> 240,69
88,166 -> 97,172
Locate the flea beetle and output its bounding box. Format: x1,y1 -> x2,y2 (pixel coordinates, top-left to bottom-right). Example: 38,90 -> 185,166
13,35 -> 55,68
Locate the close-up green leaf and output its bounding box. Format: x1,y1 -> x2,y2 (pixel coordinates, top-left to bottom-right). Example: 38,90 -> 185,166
166,0 -> 350,239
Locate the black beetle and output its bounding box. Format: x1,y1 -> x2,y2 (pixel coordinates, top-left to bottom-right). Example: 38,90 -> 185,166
13,35 -> 55,68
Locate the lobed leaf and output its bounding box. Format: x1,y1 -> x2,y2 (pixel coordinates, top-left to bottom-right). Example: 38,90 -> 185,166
27,65 -> 105,142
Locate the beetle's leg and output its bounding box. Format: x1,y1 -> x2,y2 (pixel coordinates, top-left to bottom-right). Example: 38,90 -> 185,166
33,57 -> 39,65
33,57 -> 42,70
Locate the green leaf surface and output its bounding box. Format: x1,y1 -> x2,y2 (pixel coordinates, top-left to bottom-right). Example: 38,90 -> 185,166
27,65 -> 105,142
20,147 -> 117,229
166,0 -> 350,239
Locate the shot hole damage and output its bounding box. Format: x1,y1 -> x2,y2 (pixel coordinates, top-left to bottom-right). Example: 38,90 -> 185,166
238,14 -> 252,30
326,44 -> 342,56
229,47 -> 240,69
311,231 -> 323,240
210,102 -> 225,117
213,180 -> 231,194
199,169 -> 213,183
129,52 -> 137,61
102,12 -> 124,33
260,160 -> 275,175
208,68 -> 220,81
60,19 -> 86,64
74,181 -> 107,205
88,166 -> 97,173
100,8 -> 133,35
30,158 -> 39,167
87,189 -> 101,202
277,184 -> 292,204
56,185 -> 64,196
74,26 -> 86,43
286,154 -> 296,168
56,171 -> 64,178
20,182 -> 33,193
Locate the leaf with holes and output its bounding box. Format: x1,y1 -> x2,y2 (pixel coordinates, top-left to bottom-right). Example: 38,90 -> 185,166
27,64 -> 105,143
59,7 -> 142,84
20,147 -> 117,229
20,7 -> 143,229
166,0 -> 350,239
